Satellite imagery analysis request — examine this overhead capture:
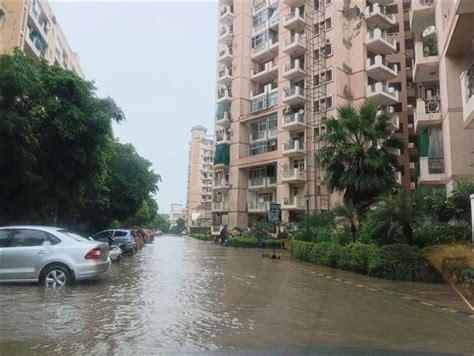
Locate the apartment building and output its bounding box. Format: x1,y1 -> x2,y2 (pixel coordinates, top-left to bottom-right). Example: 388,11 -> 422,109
169,204 -> 187,229
186,126 -> 215,230
410,0 -> 474,192
0,0 -> 83,77
212,0 -> 415,234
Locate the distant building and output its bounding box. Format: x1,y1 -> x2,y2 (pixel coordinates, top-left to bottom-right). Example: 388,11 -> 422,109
185,126 -> 215,231
169,203 -> 186,228
0,0 -> 83,77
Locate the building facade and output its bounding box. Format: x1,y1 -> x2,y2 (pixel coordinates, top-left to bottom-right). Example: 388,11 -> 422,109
410,0 -> 474,192
186,126 -> 215,230
0,0 -> 83,77
211,0 -> 418,234
169,204 -> 186,229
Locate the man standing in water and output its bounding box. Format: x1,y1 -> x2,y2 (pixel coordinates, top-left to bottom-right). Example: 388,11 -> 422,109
218,225 -> 229,246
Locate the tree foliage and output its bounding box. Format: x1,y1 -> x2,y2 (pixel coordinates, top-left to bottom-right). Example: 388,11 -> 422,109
0,52 -> 161,231
315,102 -> 404,208
169,218 -> 186,234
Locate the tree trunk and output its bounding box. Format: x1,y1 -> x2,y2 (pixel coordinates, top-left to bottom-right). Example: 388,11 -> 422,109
403,224 -> 413,245
351,223 -> 356,243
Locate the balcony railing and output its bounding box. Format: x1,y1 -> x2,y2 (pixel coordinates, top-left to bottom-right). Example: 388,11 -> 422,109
254,0 -> 267,13
284,86 -> 304,98
217,87 -> 232,99
284,113 -> 305,125
368,83 -> 397,97
284,33 -> 306,48
282,169 -> 306,180
214,180 -> 229,189
247,202 -> 268,211
367,55 -> 397,70
284,140 -> 304,150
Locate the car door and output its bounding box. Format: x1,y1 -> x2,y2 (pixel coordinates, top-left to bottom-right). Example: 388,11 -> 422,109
2,229 -> 53,280
0,229 -> 12,280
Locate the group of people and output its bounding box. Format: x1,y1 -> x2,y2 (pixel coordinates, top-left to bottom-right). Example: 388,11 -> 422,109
214,225 -> 265,248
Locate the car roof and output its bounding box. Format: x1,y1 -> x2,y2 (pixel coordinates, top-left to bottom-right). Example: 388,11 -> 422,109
0,226 -> 64,233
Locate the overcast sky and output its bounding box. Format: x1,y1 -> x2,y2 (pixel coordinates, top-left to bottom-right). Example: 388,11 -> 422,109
50,1 -> 218,214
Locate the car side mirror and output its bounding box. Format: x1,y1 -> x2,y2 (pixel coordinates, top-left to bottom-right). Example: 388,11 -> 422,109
88,237 -> 94,241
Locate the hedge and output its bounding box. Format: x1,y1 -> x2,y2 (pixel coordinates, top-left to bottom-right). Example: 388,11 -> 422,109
191,234 -> 214,241
291,240 -> 442,282
227,237 -> 282,249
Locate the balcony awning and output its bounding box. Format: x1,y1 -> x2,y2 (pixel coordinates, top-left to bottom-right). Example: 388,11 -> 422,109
214,143 -> 230,166
216,102 -> 230,119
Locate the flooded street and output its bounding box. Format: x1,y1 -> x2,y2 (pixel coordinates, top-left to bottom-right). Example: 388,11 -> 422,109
1,235 -> 473,355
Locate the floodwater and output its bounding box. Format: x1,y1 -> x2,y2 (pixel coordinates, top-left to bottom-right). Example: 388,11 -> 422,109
0,235 -> 473,355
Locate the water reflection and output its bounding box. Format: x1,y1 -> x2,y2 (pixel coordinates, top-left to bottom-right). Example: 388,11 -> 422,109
0,236 -> 473,354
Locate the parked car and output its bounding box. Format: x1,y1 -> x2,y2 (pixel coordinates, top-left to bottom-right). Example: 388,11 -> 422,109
131,229 -> 145,248
140,228 -> 155,243
91,229 -> 136,255
0,226 -> 110,286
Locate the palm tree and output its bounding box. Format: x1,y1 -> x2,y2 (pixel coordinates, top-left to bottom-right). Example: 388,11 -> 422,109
333,202 -> 359,242
448,180 -> 474,225
372,189 -> 427,245
315,102 -> 404,209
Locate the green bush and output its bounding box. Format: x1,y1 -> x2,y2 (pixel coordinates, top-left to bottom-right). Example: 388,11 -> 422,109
191,234 -> 213,241
367,244 -> 442,282
413,221 -> 471,247
291,240 -> 441,282
227,237 -> 282,249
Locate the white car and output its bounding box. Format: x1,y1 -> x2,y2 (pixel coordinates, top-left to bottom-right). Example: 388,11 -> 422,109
0,226 -> 111,286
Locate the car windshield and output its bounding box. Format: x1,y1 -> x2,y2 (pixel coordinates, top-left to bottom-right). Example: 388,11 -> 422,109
59,230 -> 91,243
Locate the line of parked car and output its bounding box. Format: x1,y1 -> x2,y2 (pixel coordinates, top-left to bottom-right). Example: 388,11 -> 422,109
0,226 -> 158,287
90,228 -> 156,262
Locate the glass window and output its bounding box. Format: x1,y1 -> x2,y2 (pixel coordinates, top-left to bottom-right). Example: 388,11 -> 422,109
114,231 -> 128,237
60,230 -> 91,243
252,32 -> 268,48
7,229 -> 48,247
0,230 -> 11,247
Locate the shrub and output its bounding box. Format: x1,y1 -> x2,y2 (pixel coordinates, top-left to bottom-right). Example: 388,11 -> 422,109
413,221 -> 471,247
291,240 -> 442,282
367,244 -> 442,282
227,237 -> 282,249
191,234 -> 213,241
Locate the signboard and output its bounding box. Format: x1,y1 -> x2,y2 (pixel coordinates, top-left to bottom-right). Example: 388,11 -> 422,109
267,203 -> 281,223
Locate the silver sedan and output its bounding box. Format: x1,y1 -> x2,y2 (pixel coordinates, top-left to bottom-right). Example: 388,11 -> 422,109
0,226 -> 111,286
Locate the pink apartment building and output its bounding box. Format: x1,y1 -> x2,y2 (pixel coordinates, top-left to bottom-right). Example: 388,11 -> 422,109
211,0 -> 473,235
186,126 -> 215,230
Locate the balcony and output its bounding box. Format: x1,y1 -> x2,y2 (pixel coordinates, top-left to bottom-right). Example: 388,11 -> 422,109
366,55 -> 398,81
251,61 -> 278,83
282,169 -> 306,183
460,65 -> 474,128
366,82 -> 399,105
410,0 -> 435,33
215,129 -> 231,144
282,140 -> 306,157
283,59 -> 305,81
212,201 -> 229,212
365,28 -> 396,55
250,83 -> 278,102
248,177 -> 277,191
413,40 -> 439,82
219,24 -> 234,45
414,98 -> 442,133
282,113 -> 306,131
251,38 -> 279,62
247,202 -> 268,214
216,111 -> 231,127
284,8 -> 305,32
217,67 -> 233,87
218,46 -> 233,65
283,86 -> 305,105
25,26 -> 47,58
281,197 -> 306,211
365,3 -> 396,29
283,33 -> 306,56
214,179 -> 229,190
219,4 -> 234,25
217,87 -> 232,103
418,157 -> 445,184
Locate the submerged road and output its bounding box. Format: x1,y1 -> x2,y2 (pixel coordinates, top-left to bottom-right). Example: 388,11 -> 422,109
0,235 -> 473,355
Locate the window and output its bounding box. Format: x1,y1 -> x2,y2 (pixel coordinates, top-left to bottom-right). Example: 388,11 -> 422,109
314,17 -> 332,35
314,68 -> 333,86
252,31 -> 268,48
7,229 -> 49,247
0,230 -> 10,247
258,193 -> 273,202
249,115 -> 278,156
314,96 -> 333,112
0,9 -> 5,25
92,230 -> 113,241
253,9 -> 269,27
323,42 -> 332,56
114,231 -> 128,237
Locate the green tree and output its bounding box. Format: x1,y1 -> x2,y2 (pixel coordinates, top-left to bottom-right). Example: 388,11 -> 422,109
448,180 -> 474,226
334,202 -> 359,242
126,197 -> 159,227
0,51 -> 124,224
154,214 -> 170,233
370,189 -> 427,245
315,102 -> 404,209
170,218 -> 186,234
105,141 -> 161,224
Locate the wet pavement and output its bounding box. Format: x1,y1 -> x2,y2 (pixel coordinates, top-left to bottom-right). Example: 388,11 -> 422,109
0,235 -> 473,355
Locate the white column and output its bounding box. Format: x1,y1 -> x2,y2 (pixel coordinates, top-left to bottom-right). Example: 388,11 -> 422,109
470,194 -> 474,244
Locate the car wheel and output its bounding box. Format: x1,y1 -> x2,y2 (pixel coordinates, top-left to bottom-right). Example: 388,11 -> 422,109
40,264 -> 72,287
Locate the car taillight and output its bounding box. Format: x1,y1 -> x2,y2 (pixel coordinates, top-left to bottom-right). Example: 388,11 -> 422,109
85,247 -> 103,260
